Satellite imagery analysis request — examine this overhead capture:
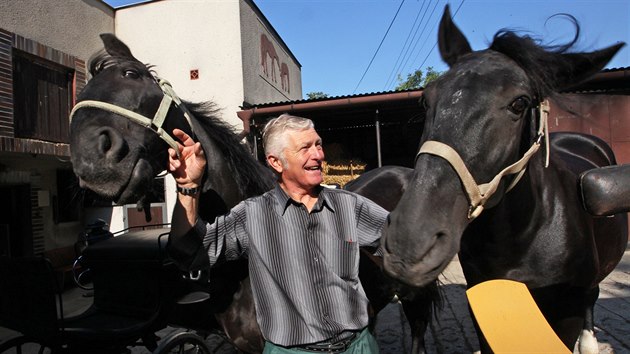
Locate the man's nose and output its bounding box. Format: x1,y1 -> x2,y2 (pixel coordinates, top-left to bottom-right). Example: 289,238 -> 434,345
310,146 -> 324,160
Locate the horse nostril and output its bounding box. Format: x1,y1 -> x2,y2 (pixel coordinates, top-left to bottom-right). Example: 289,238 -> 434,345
97,127 -> 128,162
98,131 -> 112,154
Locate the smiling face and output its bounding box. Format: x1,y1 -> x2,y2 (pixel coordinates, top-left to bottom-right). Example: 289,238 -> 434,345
268,127 -> 325,194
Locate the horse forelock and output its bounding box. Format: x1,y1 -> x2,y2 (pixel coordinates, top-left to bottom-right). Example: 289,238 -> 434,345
88,49 -> 156,79
185,101 -> 274,197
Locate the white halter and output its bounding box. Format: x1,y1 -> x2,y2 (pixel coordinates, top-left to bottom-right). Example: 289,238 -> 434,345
69,79 -> 194,158
415,100 -> 550,220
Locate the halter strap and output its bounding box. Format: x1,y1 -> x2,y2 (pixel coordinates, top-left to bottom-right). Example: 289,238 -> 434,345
415,100 -> 550,220
69,79 -> 194,158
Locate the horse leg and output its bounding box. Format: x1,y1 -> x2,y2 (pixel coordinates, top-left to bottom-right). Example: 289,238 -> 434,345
578,287 -> 599,354
214,278 -> 265,353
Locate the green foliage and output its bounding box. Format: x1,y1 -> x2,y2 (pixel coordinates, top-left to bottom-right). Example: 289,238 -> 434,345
306,91 -> 329,100
395,67 -> 441,90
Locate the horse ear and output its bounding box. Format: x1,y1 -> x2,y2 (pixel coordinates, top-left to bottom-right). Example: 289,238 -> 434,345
553,43 -> 625,91
99,33 -> 140,61
438,4 -> 472,67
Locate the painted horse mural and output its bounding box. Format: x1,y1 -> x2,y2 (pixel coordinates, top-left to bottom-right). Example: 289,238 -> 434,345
379,5 -> 627,353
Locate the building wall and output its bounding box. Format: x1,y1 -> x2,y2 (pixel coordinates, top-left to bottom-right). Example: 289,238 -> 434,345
239,0 -> 302,105
114,0 -> 246,129
550,94 -> 630,163
0,0 -> 114,63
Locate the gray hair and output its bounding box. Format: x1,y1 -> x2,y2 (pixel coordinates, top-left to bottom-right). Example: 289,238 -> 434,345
262,113 -> 315,165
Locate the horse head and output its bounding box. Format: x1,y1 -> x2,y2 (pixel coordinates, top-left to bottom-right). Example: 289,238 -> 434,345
71,34 -> 265,211
381,5 -> 623,287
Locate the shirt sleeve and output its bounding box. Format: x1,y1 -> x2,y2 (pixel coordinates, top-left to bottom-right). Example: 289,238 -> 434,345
355,195 -> 389,248
167,201 -> 249,271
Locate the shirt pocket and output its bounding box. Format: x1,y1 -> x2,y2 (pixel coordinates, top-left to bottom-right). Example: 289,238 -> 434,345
323,237 -> 359,281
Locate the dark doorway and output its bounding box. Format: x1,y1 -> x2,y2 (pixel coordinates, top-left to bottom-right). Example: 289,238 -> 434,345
0,185 -> 33,257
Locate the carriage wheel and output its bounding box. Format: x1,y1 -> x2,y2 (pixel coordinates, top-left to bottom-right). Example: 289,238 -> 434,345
0,336 -> 53,354
153,331 -> 211,354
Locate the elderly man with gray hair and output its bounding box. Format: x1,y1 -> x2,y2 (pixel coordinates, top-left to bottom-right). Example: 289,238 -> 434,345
167,113 -> 387,353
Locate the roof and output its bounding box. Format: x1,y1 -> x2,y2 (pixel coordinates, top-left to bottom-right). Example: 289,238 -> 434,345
237,89 -> 425,134
564,66 -> 630,94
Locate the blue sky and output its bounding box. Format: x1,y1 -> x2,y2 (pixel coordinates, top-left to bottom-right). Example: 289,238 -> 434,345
105,0 -> 629,98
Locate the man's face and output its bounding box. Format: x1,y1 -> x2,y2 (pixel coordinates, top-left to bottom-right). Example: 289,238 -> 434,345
277,128 -> 325,191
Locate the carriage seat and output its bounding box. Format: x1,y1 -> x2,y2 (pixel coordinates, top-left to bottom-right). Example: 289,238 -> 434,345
579,164 -> 630,216
81,228 -> 170,263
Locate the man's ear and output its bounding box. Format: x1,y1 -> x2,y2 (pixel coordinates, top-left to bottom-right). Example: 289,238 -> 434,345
267,155 -> 283,174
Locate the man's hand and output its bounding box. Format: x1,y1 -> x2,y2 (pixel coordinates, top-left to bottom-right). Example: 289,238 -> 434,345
168,129 -> 206,188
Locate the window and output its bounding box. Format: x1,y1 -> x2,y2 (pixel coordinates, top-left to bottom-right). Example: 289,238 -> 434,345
13,50 -> 73,143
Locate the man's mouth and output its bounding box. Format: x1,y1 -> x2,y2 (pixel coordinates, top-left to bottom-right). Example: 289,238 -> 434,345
305,165 -> 321,171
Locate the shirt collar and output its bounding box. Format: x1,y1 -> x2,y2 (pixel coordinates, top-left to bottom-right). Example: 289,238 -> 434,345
271,184 -> 335,215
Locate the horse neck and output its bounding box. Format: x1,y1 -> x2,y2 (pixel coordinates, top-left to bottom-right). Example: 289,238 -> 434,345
203,137 -> 245,208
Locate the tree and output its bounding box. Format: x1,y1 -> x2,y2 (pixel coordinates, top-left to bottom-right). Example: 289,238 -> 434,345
306,91 -> 329,100
395,67 -> 441,90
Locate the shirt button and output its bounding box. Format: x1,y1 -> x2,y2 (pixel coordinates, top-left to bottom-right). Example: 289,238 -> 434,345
314,257 -> 319,262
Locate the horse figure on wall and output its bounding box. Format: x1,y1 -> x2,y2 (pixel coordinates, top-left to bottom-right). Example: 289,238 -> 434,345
279,62 -> 290,93
379,5 -> 627,353
260,34 -> 279,83
70,34 -> 438,354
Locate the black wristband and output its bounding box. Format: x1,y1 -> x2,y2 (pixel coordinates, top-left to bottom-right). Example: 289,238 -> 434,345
176,185 -> 200,196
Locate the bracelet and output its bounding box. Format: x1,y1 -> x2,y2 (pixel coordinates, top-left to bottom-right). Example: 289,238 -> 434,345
176,185 -> 200,196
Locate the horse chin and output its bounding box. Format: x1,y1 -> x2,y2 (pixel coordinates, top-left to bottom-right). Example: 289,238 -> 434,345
381,224 -> 460,287
382,249 -> 453,288
114,159 -> 155,205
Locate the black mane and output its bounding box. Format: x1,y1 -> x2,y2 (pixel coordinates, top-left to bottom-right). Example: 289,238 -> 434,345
489,15 -> 581,99
185,101 -> 275,198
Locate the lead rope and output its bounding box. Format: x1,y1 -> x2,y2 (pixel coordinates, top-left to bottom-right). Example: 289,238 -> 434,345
415,100 -> 550,220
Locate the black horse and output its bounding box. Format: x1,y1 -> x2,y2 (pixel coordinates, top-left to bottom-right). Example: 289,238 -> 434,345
69,34 -> 438,353
379,5 -> 628,353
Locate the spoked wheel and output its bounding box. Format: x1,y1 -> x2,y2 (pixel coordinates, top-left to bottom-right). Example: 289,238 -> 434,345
153,331 -> 211,354
0,336 -> 53,354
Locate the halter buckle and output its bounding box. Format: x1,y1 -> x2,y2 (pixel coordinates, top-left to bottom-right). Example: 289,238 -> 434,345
468,204 -> 484,220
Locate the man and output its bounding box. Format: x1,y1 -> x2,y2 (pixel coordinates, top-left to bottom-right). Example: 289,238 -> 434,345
167,114 -> 387,353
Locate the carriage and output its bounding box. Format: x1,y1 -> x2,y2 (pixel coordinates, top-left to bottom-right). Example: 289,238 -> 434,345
0,227 -> 223,354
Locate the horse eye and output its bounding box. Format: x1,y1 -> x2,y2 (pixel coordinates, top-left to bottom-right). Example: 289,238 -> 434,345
123,70 -> 140,79
508,96 -> 530,115
419,96 -> 429,110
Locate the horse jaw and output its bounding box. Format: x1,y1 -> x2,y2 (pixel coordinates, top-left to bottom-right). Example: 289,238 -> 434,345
381,161 -> 470,288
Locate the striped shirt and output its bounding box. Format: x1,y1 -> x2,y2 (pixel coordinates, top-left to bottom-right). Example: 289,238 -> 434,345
170,184 -> 388,347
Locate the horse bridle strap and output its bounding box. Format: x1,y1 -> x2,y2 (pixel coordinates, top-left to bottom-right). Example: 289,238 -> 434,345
416,100 -> 550,220
69,79 -> 194,158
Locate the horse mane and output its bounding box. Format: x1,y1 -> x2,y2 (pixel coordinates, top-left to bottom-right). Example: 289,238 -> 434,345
184,101 -> 275,197
489,15 -> 581,99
